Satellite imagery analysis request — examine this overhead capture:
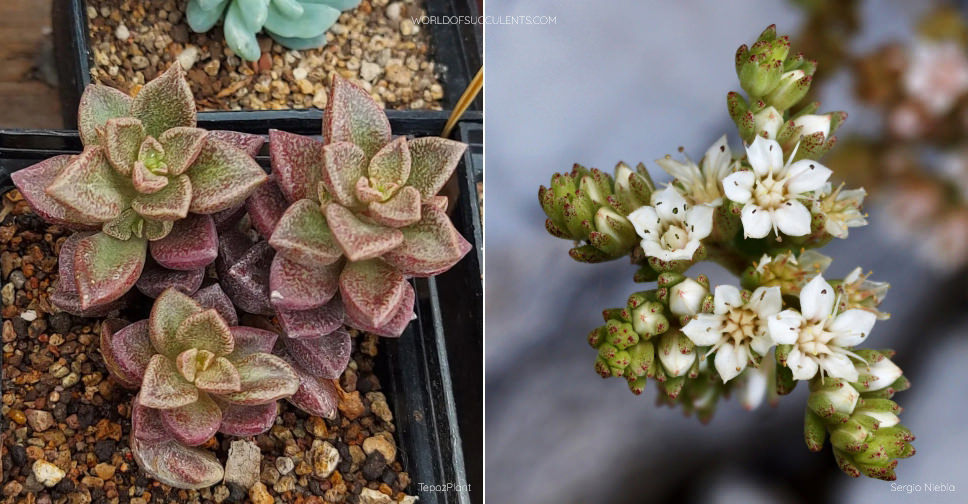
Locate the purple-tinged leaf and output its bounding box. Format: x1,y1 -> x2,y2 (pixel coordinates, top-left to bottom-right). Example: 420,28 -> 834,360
104,117 -> 146,176
131,394 -> 171,443
211,203 -> 246,231
368,136 -> 411,193
208,130 -> 265,157
175,348 -> 205,383
324,203 -> 403,261
217,400 -> 277,436
277,300 -> 345,340
73,232 -> 146,309
78,84 -> 133,146
216,353 -> 299,405
132,174 -> 192,221
100,319 -> 153,388
188,138 -> 268,214
285,360 -> 339,419
269,253 -> 341,310
130,437 -> 223,490
320,141 -> 367,207
284,327 -> 351,378
268,199 -> 342,267
11,155 -> 102,229
269,129 -> 322,202
324,74 -> 391,158
149,213 -> 218,270
382,204 -> 471,277
132,161 -> 170,194
246,179 -> 289,239
47,147 -> 132,222
344,281 -> 415,338
191,284 -> 239,325
406,137 -> 467,199
160,393 -> 222,446
140,354 -> 199,409
130,64 -> 197,138
354,176 -> 385,204
159,127 -> 207,176
194,356 -> 242,394
339,259 -> 407,327
136,262 -> 204,298
144,218 -> 174,240
367,186 -> 421,228
174,309 -> 235,356
150,288 -> 204,357
227,326 -> 278,360
51,233 -> 125,316
217,238 -> 274,316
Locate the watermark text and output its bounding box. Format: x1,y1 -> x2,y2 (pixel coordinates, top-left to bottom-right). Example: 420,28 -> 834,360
412,15 -> 557,25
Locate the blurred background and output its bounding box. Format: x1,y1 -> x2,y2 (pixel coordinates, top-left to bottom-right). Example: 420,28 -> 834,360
485,1 -> 968,503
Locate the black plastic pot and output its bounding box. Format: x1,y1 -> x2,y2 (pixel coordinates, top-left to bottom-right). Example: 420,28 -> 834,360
0,123 -> 479,504
52,0 -> 482,129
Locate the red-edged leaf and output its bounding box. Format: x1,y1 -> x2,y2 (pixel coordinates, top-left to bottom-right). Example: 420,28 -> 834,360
51,233 -> 126,316
78,84 -> 133,146
136,262 -> 204,298
277,300 -> 345,340
324,203 -> 403,261
130,64 -> 197,138
216,236 -> 274,316
367,136 -> 411,193
227,327 -> 279,360
132,160 -> 169,194
324,74 -> 391,158
132,174 -> 192,220
160,393 -> 222,446
191,284 -> 239,326
175,348 -> 204,383
102,208 -> 145,241
174,309 -> 235,356
194,356 -> 242,394
140,354 -> 199,409
269,129 -> 322,202
320,141 -> 367,208
131,394 -> 171,443
207,130 -> 265,157
11,155 -> 102,229
130,437 -> 223,490
47,147 -> 133,222
406,137 -> 466,199
100,319 -> 154,388
104,117 -> 146,176
428,195 -> 448,212
367,185 -> 421,228
382,204 -> 471,276
159,127 -> 207,176
144,218 -> 174,240
338,259 -> 407,327
216,399 -> 277,436
269,253 -> 341,310
245,179 -> 289,239
285,359 -> 339,419
268,199 -> 342,267
216,353 -> 299,405
149,288 -> 204,357
73,232 -> 146,309
344,281 -> 415,338
284,328 -> 351,379
149,213 -> 218,270
188,138 -> 268,214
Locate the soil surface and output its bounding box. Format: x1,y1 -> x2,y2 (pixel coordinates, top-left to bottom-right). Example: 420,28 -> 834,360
1,189 -> 415,503
86,0 -> 445,111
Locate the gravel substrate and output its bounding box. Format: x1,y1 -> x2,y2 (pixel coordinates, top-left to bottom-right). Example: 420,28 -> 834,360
1,189 -> 416,503
85,0 -> 445,111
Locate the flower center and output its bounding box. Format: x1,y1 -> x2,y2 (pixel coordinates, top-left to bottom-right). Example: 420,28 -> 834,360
752,174 -> 788,210
797,320 -> 835,356
723,307 -> 757,346
659,224 -> 689,251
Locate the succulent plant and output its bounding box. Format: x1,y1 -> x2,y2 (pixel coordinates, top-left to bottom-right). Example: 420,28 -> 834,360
100,287 -> 299,488
11,65 -> 267,315
186,0 -> 362,61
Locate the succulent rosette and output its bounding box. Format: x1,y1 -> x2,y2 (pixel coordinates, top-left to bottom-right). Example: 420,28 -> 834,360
100,287 -> 299,489
11,65 -> 266,315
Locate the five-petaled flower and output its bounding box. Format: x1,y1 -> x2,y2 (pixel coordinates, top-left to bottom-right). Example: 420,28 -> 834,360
627,187 -> 714,262
656,135 -> 735,206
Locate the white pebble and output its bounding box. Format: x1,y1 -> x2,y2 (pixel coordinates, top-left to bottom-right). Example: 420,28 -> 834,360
177,45 -> 200,71
21,310 -> 37,322
360,61 -> 382,82
292,67 -> 308,81
32,460 -> 65,487
386,2 -> 402,21
115,23 -> 130,41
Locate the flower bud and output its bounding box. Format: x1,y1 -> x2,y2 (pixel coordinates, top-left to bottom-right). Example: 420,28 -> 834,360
852,352 -> 903,392
792,113 -> 831,139
754,106 -> 784,139
657,330 -> 696,378
765,70 -> 811,110
807,378 -> 859,422
668,278 -> 708,317
629,300 -> 668,337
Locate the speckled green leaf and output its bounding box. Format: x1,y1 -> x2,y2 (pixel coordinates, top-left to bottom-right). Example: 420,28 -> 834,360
104,117 -> 145,176
338,259 -> 407,327
150,288 -> 204,357
47,147 -> 133,222
132,160 -> 170,194
188,138 -> 268,214
102,208 -> 144,240
100,319 -> 153,389
140,354 -> 199,409
406,137 -> 466,199
130,65 -> 197,138
324,75 -> 391,158
159,392 -> 222,446
382,204 -> 471,277
132,174 -> 192,221
368,185 -> 421,228
207,130 -> 264,157
269,129 -> 323,202
130,437 -> 223,490
320,141 -> 367,208
217,353 -> 299,405
174,309 -> 235,356
73,232 -> 146,309
11,155 -> 102,230
144,218 -> 174,240
324,203 -> 403,261
268,198 -> 343,267
367,136 -> 411,193
269,253 -> 341,310
194,356 -> 242,394
159,127 -> 207,176
78,84 -> 133,146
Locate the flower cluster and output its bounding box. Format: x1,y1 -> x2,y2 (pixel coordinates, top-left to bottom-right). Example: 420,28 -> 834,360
538,24 -> 915,481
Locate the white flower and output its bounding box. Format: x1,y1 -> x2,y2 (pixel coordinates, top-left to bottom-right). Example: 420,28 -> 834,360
655,135 -> 735,206
815,183 -> 867,239
904,40 -> 968,116
627,187 -> 714,262
682,285 -> 782,382
723,136 -> 831,239
768,275 -> 877,382
737,364 -> 769,410
753,106 -> 783,139
668,278 -> 708,317
792,114 -> 832,139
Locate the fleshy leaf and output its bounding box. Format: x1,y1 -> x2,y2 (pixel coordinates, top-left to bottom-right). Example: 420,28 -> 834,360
149,213 -> 218,270
136,262 -> 204,298
130,65 -> 196,138
103,208 -> 144,240
320,141 -> 368,207
246,179 -> 290,239
174,309 -> 235,356
269,129 -> 322,202
406,137 -> 466,199
150,288 -> 204,357
277,300 -> 345,340
188,138 -> 268,214
194,356 -> 242,394
131,394 -> 171,443
104,117 -> 146,176
130,437 -> 223,490
132,160 -> 170,194
367,136 -> 411,193
285,360 -> 339,419
268,199 -> 343,267
140,354 -> 199,409
368,185 -> 422,228
191,284 -> 239,326
339,259 -> 407,327
264,0 -> 339,38
269,253 -> 341,310
11,155 -> 102,229
324,75 -> 391,158
74,232 -> 147,309
325,203 -> 404,261
132,174 -> 192,220
159,127 -> 207,176
100,319 -> 153,388
344,281 -> 415,338
78,84 -> 133,146
216,400 -> 277,436
227,327 -> 279,360
382,204 -> 471,276
284,328 -> 351,379
160,393 -> 222,446
47,147 -> 132,222
144,218 -> 174,240
217,236 -> 274,316
51,233 -> 125,316
217,353 -> 299,405
176,348 -> 203,383
207,130 -> 265,157
211,203 -> 246,231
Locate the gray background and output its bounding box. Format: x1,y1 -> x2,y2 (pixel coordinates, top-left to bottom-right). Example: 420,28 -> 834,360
484,1 -> 968,503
